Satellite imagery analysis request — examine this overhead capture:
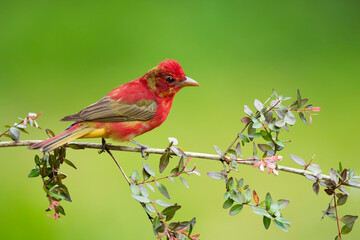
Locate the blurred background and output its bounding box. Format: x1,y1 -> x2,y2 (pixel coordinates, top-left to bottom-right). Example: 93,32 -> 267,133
0,0 -> 359,239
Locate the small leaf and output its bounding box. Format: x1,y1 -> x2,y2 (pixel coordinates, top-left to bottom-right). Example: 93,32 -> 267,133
180,177 -> 189,188
244,105 -> 253,116
223,199 -> 234,209
214,145 -> 225,157
284,111 -> 296,125
341,222 -> 355,235
265,193 -> 272,210
253,190 -> 259,205
260,130 -> 272,141
229,204 -> 243,216
277,199 -> 290,209
251,206 -> 272,218
263,216 -> 271,230
341,215 -> 358,224
145,183 -> 155,192
9,127 -> 20,141
257,144 -> 273,153
64,159 -> 77,170
241,117 -> 251,124
139,184 -> 149,198
244,189 -> 251,203
254,99 -> 264,112
338,186 -> 349,196
156,182 -> 170,199
299,112 -> 309,125
142,168 -> 150,181
239,133 -> 250,143
207,172 -> 226,180
297,89 -> 301,108
170,146 -> 188,158
155,200 -> 173,207
131,170 -> 141,182
142,163 -> 155,177
289,154 -> 306,167
28,167 -> 40,178
161,205 -> 181,221
131,194 -> 150,203
274,219 -> 288,232
235,142 -> 242,157
159,152 -> 170,173
45,129 -> 55,138
130,183 -> 141,196
337,194 -> 348,206
312,182 -> 320,195
274,139 -> 286,148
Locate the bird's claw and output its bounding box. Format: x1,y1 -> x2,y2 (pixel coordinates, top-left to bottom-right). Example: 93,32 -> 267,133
141,145 -> 149,159
99,138 -> 107,154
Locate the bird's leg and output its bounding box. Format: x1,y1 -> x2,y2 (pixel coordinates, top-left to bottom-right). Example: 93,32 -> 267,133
130,140 -> 150,159
98,138 -> 107,154
100,138 -> 130,185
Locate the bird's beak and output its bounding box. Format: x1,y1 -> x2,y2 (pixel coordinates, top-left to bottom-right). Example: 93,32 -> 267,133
181,76 -> 200,87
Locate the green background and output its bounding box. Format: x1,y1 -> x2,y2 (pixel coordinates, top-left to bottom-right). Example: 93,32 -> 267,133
1,0 -> 359,239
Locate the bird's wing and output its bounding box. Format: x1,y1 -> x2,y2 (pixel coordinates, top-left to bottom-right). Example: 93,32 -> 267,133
60,97 -> 158,122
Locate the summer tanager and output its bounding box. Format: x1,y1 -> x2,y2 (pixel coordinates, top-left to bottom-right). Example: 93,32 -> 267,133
29,59 -> 199,152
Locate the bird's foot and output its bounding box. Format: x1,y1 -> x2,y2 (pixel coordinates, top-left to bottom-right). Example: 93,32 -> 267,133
130,140 -> 150,159
99,138 -> 108,154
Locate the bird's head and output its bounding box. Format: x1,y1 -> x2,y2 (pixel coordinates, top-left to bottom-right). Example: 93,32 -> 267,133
144,59 -> 199,98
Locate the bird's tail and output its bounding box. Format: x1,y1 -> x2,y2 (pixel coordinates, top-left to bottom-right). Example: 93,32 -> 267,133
28,123 -> 93,152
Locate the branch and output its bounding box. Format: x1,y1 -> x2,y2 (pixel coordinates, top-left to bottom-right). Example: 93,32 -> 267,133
1,140 -> 360,189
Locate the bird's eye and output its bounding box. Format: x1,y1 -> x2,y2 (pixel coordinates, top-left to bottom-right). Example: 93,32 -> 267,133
166,77 -> 175,83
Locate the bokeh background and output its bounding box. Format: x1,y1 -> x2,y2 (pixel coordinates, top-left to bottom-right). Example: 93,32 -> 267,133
1,0 -> 359,239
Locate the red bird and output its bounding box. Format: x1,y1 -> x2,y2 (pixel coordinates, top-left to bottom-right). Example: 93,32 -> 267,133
29,59 -> 199,153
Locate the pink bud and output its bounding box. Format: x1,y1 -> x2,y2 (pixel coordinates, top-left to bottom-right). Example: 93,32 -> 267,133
272,169 -> 279,176
311,107 -> 321,112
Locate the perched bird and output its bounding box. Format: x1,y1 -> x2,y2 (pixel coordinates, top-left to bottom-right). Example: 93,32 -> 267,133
29,59 -> 199,153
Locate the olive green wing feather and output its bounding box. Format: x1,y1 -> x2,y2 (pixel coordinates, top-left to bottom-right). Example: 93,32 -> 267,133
61,97 -> 158,122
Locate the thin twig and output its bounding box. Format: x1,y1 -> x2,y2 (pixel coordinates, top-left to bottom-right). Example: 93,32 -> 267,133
333,194 -> 342,239
1,140 -> 360,189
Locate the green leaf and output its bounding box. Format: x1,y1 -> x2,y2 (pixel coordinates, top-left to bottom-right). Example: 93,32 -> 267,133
260,130 -> 272,141
131,194 -> 150,203
28,167 -> 40,178
139,184 -> 149,198
159,151 -> 170,173
235,142 -> 242,157
254,99 -> 264,112
236,178 -> 244,188
244,105 -> 253,116
289,153 -> 306,167
230,191 -> 245,204
229,204 -> 243,216
265,193 -> 272,210
251,206 -> 272,218
9,127 -> 20,141
277,199 -> 290,209
337,194 -> 348,206
296,89 -> 301,109
207,172 -> 226,180
180,177 -> 189,188
274,219 -> 288,232
178,156 -> 184,172
161,205 -> 181,221
239,133 -> 250,143
64,159 -> 77,169
170,146 -> 188,158
341,221 -> 355,235
56,206 -> 65,216
244,189 -> 251,203
263,216 -> 271,230
247,133 -> 262,138
156,182 -> 170,199
276,216 -> 291,225
214,145 -> 225,157
145,183 -> 155,192
226,177 -> 234,191
223,199 -> 234,209
142,168 -> 150,181
274,139 -> 286,148
45,129 -> 55,138
257,144 -> 273,153
142,163 -> 155,177
284,111 -> 296,125
298,112 -> 309,125
34,155 -> 41,165
155,200 -> 173,207
131,170 -> 141,182
130,183 -> 141,196
341,215 -> 358,224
